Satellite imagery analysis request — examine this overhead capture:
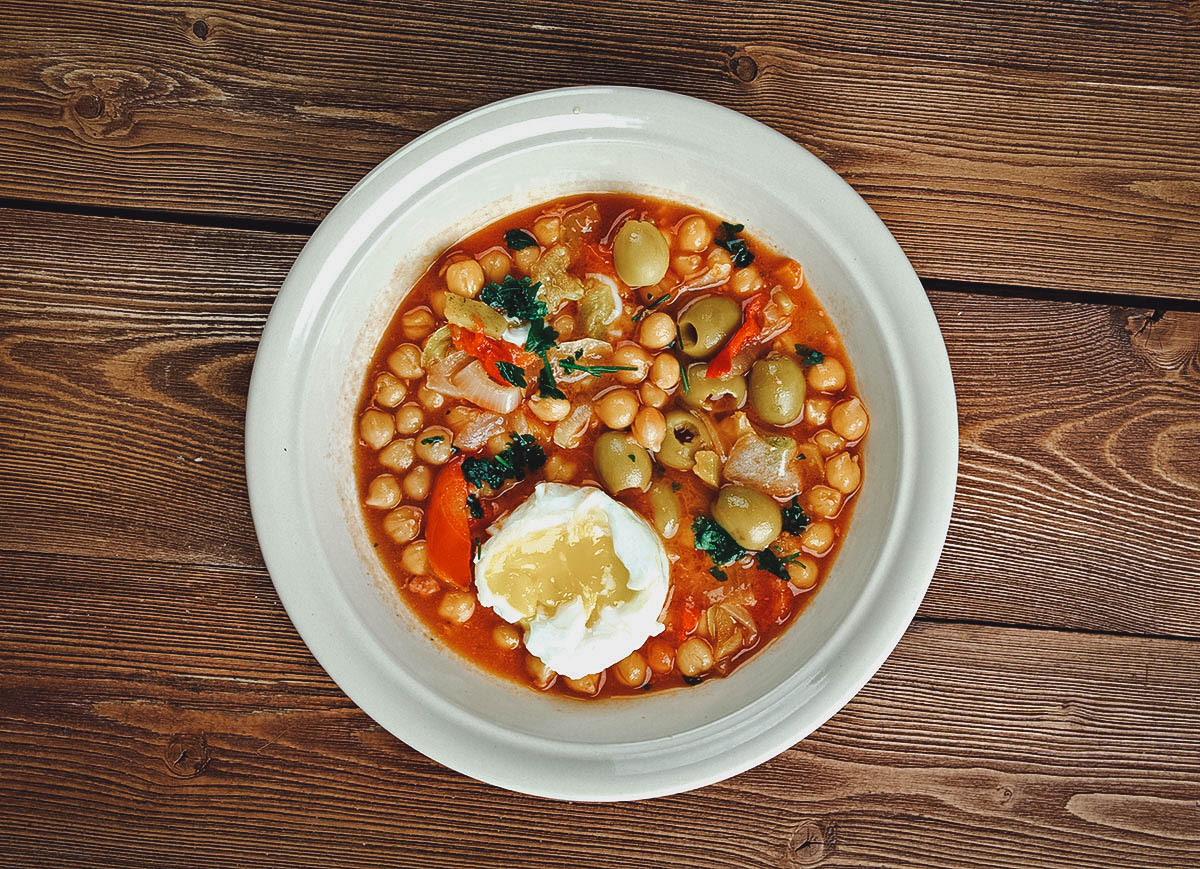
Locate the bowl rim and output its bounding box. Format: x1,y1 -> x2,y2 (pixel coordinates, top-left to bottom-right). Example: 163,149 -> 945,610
246,85 -> 958,801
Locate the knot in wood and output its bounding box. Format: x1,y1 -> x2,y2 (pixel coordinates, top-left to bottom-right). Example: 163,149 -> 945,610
72,94 -> 103,120
163,733 -> 209,778
787,819 -> 833,866
729,54 -> 759,83
192,19 -> 210,40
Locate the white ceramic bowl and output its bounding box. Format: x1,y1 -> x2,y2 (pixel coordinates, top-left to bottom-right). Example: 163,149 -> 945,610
246,86 -> 957,801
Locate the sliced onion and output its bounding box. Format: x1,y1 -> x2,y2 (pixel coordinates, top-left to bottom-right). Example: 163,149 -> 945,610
553,403 -> 592,448
451,408 -> 505,451
550,339 -> 613,384
723,432 -> 801,497
450,360 -> 522,415
424,349 -> 471,397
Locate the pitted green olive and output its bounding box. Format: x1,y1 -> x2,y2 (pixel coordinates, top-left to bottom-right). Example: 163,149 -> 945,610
613,220 -> 670,288
712,485 -> 782,551
680,363 -> 747,410
677,296 -> 740,359
749,355 -> 806,425
594,431 -> 652,493
659,410 -> 711,470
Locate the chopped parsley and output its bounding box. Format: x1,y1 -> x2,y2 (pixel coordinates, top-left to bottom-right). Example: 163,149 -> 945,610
681,675 -> 704,686
461,434 -> 546,490
495,360 -> 527,388
503,229 -> 539,250
691,516 -> 746,566
631,293 -> 670,322
781,497 -> 811,534
524,317 -> 559,355
676,325 -> 691,393
756,547 -> 801,581
466,493 -> 484,520
420,435 -> 445,445
536,361 -> 565,399
715,221 -> 755,267
558,359 -> 638,377
628,454 -> 637,462
481,274 -> 546,322
710,566 -> 728,582
795,344 -> 825,366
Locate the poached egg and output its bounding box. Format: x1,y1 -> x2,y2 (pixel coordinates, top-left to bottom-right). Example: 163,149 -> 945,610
474,483 -> 669,680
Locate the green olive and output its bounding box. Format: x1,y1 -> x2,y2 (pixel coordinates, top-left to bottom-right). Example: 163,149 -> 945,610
646,480 -> 683,539
680,363 -> 747,410
712,485 -> 782,551
677,296 -> 740,359
749,355 -> 806,425
594,431 -> 652,493
659,410 -> 712,471
613,220 -> 670,288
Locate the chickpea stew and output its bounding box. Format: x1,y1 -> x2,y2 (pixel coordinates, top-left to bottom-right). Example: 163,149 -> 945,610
355,194 -> 868,699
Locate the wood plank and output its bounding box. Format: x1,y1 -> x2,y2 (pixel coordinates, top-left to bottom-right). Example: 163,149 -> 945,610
0,0 -> 1198,297
1,208 -> 1198,637
2,550 -> 1197,867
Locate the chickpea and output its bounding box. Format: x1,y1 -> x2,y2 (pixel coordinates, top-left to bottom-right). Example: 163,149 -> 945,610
403,464 -> 433,501
493,623 -> 522,651
632,406 -> 666,452
564,673 -> 601,695
513,245 -> 540,274
672,253 -> 703,277
486,431 -> 512,455
804,396 -> 832,427
596,388 -> 639,429
429,289 -> 448,319
383,505 -> 422,544
649,354 -> 681,390
445,259 -> 485,298
374,373 -> 407,408
552,313 -> 575,339
805,485 -> 843,519
529,396 -> 571,423
677,215 -> 713,252
479,249 -> 511,284
774,291 -> 796,315
387,343 -> 424,380
525,654 -> 555,688
379,438 -> 415,472
640,381 -> 667,408
532,215 -> 561,246
677,637 -> 714,678
825,451 -> 861,494
394,404 -> 424,436
830,397 -> 869,441
801,520 -> 835,555
729,264 -> 763,296
787,556 -> 820,590
814,429 -> 845,456
400,540 -> 428,575
364,474 -> 402,509
359,409 -> 394,450
612,345 -> 652,384
408,575 -> 438,596
417,384 -> 445,411
707,247 -> 733,269
438,591 -> 476,625
613,652 -> 648,688
415,426 -> 454,465
807,357 -> 847,392
400,307 -> 437,342
638,312 -> 676,350
544,453 -> 578,482
646,640 -> 675,675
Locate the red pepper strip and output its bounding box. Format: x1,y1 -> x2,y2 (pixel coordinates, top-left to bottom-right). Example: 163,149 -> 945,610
449,324 -> 536,384
426,458 -> 473,590
675,594 -> 702,643
705,293 -> 769,379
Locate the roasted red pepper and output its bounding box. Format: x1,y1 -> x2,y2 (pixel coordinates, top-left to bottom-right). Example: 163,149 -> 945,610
425,458 -> 474,590
450,324 -> 536,384
705,293 -> 769,379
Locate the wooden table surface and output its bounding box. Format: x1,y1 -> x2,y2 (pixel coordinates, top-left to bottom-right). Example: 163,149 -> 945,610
2,2 -> 1199,866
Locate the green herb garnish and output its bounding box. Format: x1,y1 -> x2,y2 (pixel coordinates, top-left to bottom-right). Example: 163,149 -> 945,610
676,324 -> 691,393
756,547 -> 801,581
558,359 -> 638,377
466,493 -> 484,520
781,497 -> 811,534
631,293 -> 670,322
481,274 -> 547,322
495,360 -> 527,388
503,229 -> 539,250
681,675 -> 704,686
670,481 -> 682,492
716,221 -> 755,267
795,344 -> 825,366
524,316 -> 559,355
461,434 -> 547,490
420,435 -> 445,445
710,566 -> 728,582
691,516 -> 746,566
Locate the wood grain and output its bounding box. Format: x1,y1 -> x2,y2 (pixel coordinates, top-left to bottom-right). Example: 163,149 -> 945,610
0,0 -> 1198,297
2,549 -> 1197,868
2,209 -> 1198,637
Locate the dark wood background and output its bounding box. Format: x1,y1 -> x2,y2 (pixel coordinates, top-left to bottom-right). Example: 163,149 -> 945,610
2,2 -> 1198,866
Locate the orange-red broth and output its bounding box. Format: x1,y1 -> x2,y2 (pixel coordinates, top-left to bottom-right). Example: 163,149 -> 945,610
355,194 -> 865,698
